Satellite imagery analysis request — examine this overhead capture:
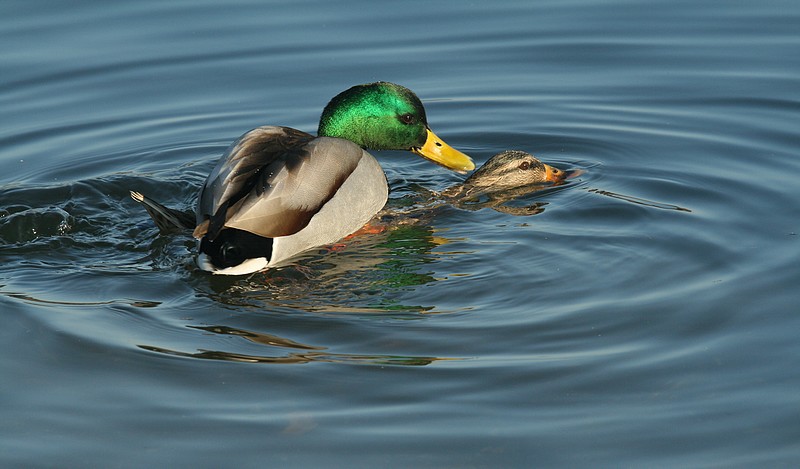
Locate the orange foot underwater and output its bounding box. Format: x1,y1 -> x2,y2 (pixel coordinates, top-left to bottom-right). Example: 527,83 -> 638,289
324,223 -> 387,253
343,222 -> 387,240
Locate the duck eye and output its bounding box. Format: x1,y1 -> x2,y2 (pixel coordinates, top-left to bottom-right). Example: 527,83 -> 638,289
399,113 -> 415,125
518,161 -> 530,170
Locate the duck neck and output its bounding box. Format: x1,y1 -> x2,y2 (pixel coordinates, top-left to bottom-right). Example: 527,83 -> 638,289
317,110 -> 373,147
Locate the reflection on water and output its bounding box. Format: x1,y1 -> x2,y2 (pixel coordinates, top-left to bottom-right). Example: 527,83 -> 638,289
2,290 -> 161,309
587,188 -> 691,212
439,163 -> 690,216
190,325 -> 324,349
184,171 -> 597,316
195,222 -> 448,314
139,344 -> 447,366
139,325 -> 454,366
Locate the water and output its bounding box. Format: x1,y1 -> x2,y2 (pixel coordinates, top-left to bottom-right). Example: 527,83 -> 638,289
2,0 -> 799,466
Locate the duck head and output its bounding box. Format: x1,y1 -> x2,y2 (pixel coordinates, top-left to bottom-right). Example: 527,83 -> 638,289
464,150 -> 566,190
318,82 -> 474,172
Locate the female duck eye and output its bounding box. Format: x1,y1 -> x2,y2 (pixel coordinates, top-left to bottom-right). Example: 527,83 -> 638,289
399,113 -> 415,125
518,161 -> 530,170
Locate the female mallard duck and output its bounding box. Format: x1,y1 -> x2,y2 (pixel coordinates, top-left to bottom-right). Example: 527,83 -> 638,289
437,150 -> 569,216
443,150 -> 567,199
133,82 -> 473,275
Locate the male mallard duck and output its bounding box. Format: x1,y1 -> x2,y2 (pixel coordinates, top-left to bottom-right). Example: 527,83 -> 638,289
133,82 -> 473,275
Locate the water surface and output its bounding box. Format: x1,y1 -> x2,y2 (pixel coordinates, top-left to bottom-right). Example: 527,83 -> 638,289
2,1 -> 799,467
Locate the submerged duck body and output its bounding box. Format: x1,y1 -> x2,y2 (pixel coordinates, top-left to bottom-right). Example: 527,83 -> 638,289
134,82 -> 473,275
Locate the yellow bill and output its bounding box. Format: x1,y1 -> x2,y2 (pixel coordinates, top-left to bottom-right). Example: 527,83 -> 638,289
412,128 -> 475,173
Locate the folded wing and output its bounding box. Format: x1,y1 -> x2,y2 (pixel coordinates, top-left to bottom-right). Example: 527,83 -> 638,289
194,126 -> 364,240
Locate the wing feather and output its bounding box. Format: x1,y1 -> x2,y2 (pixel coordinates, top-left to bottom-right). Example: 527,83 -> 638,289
195,127 -> 364,240
225,137 -> 363,237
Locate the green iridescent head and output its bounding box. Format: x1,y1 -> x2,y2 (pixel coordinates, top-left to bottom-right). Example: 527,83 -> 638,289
318,82 -> 474,172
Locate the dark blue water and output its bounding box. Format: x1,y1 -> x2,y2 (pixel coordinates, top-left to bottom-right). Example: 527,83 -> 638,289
2,1 -> 799,466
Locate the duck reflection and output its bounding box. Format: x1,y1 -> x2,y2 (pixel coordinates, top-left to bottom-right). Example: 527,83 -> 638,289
139,324 -> 452,366
196,221 -> 448,315
132,153 -> 578,365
